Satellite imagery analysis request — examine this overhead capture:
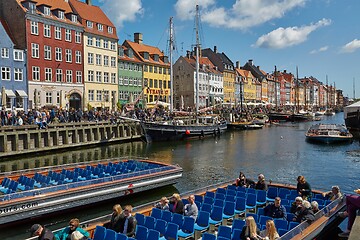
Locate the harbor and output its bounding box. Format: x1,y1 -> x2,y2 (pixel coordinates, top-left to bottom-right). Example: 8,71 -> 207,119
1,113 -> 359,239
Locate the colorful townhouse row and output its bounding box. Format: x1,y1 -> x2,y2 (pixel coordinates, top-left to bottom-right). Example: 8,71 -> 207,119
0,0 -> 343,112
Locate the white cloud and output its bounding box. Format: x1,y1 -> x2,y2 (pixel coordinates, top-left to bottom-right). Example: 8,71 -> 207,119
253,18 -> 331,49
340,39 -> 360,53
310,46 -> 329,54
100,0 -> 144,28
174,0 -> 306,29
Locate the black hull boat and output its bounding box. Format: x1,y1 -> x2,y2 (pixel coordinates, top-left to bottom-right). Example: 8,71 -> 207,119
0,158 -> 182,225
305,124 -> 353,144
344,101 -> 360,130
268,113 -> 315,122
141,120 -> 227,142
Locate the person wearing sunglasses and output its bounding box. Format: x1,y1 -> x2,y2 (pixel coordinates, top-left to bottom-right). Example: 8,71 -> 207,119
54,218 -> 89,240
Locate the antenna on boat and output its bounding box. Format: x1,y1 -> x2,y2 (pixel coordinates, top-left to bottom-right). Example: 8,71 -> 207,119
195,4 -> 200,122
169,17 -> 174,112
353,77 -> 356,100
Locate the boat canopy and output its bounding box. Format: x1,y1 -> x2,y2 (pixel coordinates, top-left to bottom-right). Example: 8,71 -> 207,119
344,101 -> 360,117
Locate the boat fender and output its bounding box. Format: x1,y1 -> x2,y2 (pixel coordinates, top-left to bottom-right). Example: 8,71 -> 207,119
185,130 -> 190,135
125,183 -> 134,195
201,130 -> 204,137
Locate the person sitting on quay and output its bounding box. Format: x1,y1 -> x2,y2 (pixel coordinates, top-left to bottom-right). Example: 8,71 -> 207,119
170,193 -> 184,214
259,219 -> 280,240
29,223 -> 54,240
264,197 -> 287,220
54,218 -> 89,240
293,200 -> 315,224
290,197 -> 303,214
104,204 -> 124,232
322,185 -> 342,201
119,205 -> 137,237
311,201 -> 319,214
337,188 -> 360,238
235,172 -> 255,188
255,174 -> 268,191
296,175 -> 312,200
154,196 -> 170,211
184,195 -> 198,220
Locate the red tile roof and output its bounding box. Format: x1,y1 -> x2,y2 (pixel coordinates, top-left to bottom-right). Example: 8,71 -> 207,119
124,40 -> 168,66
118,45 -> 142,63
183,56 -> 221,74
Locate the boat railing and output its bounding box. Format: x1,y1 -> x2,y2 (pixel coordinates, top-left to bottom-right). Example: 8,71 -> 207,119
280,197 -> 343,239
0,165 -> 176,202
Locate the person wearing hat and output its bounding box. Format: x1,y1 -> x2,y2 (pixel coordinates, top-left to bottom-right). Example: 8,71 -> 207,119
154,196 -> 170,211
293,200 -> 315,223
29,224 -> 54,240
255,174 -> 268,190
322,185 -> 342,201
54,218 -> 89,240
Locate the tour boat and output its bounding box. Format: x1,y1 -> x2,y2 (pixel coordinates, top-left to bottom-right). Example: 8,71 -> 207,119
227,122 -> 263,130
41,180 -> 345,240
0,158 -> 183,225
305,123 -> 353,144
344,101 -> 360,130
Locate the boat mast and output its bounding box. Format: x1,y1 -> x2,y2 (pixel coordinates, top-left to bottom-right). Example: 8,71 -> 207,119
274,65 -> 278,110
326,75 -> 329,109
195,5 -> 200,118
296,66 -> 299,113
169,17 -> 174,112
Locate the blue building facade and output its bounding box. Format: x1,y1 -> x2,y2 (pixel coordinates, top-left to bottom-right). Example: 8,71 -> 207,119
0,19 -> 28,111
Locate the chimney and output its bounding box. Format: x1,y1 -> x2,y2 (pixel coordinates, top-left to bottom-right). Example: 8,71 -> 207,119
284,70 -> 287,73
248,59 -> 253,65
186,51 -> 190,58
257,66 -> 260,69
86,0 -> 92,6
214,46 -> 217,53
236,61 -> 240,69
134,33 -> 143,44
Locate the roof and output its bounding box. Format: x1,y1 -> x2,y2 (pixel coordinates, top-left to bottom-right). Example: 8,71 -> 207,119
118,45 -> 142,64
183,56 -> 221,74
69,0 -> 118,39
124,40 -> 169,66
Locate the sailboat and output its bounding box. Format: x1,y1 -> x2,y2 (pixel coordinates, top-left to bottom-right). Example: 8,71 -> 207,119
140,6 -> 227,142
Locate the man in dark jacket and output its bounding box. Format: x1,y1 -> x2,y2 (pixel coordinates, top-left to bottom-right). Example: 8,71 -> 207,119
119,205 -> 137,237
30,224 -> 54,240
293,200 -> 315,223
264,197 -> 287,220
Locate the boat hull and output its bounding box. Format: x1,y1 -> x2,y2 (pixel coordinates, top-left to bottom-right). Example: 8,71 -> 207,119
345,114 -> 360,130
305,123 -> 353,144
306,135 -> 353,144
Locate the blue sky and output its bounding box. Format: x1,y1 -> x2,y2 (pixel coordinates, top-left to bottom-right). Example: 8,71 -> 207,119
95,0 -> 360,98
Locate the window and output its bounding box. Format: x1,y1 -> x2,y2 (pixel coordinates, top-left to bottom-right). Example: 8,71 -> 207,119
97,24 -> 103,31
55,47 -> 62,61
88,70 -> 94,82
58,11 -> 64,20
123,78 -> 129,85
66,70 -> 72,83
45,92 -> 52,104
154,66 -> 157,73
32,66 -> 40,81
119,62 -> 124,69
65,29 -> 71,42
96,71 -> 102,82
87,52 -> 93,64
44,46 -> 51,60
13,50 -> 24,61
87,36 -> 93,46
104,72 -> 109,83
76,71 -> 82,83
96,54 -> 101,65
87,21 -> 93,28
103,40 -> 108,49
1,67 -> 10,80
71,15 -> 77,23
75,51 -> 81,64
65,49 -> 72,62
57,91 -> 60,104
149,66 -> 153,73
110,42 -> 116,50
96,90 -> 102,101
144,65 -> 148,72
75,31 -> 81,43
103,90 -> 109,102
103,56 -> 109,66
119,77 -> 123,85
44,24 -> 51,38
14,68 -> 23,81
55,26 -> 61,40
44,6 -> 50,16
108,26 -> 113,33
111,73 -> 116,84
95,38 -> 101,47
45,68 -> 52,81
88,90 -> 94,101
111,57 -> 116,67
1,48 -> 9,58
56,69 -> 63,82
31,21 -> 38,35
31,43 -> 39,58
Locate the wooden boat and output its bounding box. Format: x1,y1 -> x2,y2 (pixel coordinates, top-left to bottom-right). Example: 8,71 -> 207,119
0,158 -> 182,225
344,101 -> 360,130
38,180 -> 345,240
305,124 -> 353,144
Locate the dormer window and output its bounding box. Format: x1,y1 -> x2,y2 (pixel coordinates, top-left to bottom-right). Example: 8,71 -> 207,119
58,10 -> 64,19
71,15 -> 77,23
153,54 -> 159,62
143,52 -> 149,60
127,49 -> 133,58
29,2 -> 36,13
98,24 -> 103,31
108,27 -> 113,34
118,48 -> 124,57
44,6 -> 50,16
162,56 -> 169,63
87,21 -> 93,28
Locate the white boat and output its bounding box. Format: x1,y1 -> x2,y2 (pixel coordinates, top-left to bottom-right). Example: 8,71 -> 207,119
344,101 -> 360,130
305,124 -> 353,144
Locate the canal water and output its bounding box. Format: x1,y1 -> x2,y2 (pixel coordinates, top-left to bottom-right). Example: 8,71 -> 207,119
2,113 -> 359,239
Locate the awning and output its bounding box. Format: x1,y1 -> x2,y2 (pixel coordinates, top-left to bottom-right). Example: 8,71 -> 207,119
5,89 -> 16,98
16,90 -> 28,98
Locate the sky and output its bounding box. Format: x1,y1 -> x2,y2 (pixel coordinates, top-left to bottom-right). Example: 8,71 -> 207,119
94,0 -> 360,98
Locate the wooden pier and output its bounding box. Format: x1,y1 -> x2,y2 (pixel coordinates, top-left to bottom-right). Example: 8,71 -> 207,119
0,121 -> 143,159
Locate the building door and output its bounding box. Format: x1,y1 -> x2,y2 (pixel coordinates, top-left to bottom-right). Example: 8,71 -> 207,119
69,93 -> 81,110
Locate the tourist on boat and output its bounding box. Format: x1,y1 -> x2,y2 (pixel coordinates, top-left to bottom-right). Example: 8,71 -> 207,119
255,174 -> 268,191
154,196 -> 170,211
30,223 -> 54,240
70,231 -> 87,240
235,172 -> 255,188
54,218 -> 89,240
240,216 -> 260,240
311,200 -> 319,214
104,204 -> 124,232
296,175 -> 312,200
259,219 -> 280,240
293,200 -> 315,223
264,197 -> 287,220
322,185 -> 342,201
290,197 -> 304,213
119,205 -> 137,237
184,195 -> 198,220
170,193 -> 184,214
337,188 -> 360,238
